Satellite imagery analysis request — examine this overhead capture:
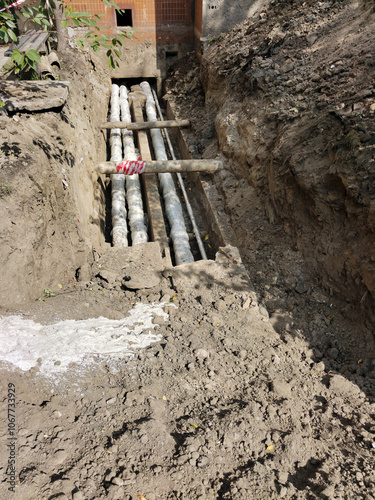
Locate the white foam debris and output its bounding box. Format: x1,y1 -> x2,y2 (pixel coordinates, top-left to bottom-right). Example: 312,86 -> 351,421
0,303 -> 167,377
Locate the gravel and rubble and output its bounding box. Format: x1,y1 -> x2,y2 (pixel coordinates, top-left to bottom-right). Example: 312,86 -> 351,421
1,247 -> 375,499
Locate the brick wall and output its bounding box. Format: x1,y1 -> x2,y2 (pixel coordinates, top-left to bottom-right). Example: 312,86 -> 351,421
156,0 -> 191,25
67,0 -> 193,44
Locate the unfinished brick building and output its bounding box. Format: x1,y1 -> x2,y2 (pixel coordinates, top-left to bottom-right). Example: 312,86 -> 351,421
65,0 -> 261,81
66,0 -> 195,82
16,0 -> 261,81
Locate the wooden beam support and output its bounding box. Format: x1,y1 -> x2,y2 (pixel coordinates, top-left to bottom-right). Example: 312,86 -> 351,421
98,159 -> 223,175
99,119 -> 190,131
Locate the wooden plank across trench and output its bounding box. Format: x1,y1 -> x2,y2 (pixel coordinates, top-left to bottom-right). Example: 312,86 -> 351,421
130,91 -> 172,267
98,159 -> 223,175
100,119 -> 190,131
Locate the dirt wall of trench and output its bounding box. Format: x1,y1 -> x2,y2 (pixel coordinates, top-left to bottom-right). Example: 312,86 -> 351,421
199,0 -> 375,327
0,50 -> 111,310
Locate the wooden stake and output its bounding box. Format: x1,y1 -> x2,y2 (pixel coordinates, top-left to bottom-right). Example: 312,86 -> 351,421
99,119 -> 190,131
98,159 -> 223,175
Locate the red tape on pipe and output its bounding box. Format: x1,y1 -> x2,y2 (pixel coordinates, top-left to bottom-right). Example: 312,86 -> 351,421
0,0 -> 26,12
116,156 -> 146,175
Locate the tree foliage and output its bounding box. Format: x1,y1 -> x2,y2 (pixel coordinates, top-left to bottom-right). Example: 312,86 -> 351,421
0,0 -> 131,74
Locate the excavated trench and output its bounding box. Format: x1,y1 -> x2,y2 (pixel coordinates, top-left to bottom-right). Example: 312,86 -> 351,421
65,56 -> 374,372
0,45 -> 373,366
100,78 -> 225,267
1,2 -> 375,497
87,67 -> 375,370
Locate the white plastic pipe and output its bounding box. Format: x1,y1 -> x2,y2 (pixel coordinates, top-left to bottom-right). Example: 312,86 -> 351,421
140,82 -> 194,265
110,84 -> 128,247
119,85 -> 148,245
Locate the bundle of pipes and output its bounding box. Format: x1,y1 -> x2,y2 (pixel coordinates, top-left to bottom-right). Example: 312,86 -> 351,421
140,81 -> 194,265
108,81 -> 202,265
109,83 -> 148,247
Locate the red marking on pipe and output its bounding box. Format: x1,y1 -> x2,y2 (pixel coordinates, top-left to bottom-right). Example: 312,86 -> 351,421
116,156 -> 146,175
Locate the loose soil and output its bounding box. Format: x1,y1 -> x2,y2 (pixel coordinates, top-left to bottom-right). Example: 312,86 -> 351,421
1,1 -> 375,499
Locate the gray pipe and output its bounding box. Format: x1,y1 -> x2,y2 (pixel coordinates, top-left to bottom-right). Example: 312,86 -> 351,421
140,81 -> 194,265
151,88 -> 208,261
119,85 -> 148,245
110,84 -> 128,247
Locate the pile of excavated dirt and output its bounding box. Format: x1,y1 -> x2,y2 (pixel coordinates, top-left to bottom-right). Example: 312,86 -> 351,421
167,0 -> 375,327
165,0 -> 375,384
1,0 -> 375,498
0,48 -> 111,310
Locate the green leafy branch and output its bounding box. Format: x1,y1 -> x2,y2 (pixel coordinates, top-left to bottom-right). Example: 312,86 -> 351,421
61,3 -> 133,69
0,11 -> 18,43
11,48 -> 40,74
0,0 -> 131,73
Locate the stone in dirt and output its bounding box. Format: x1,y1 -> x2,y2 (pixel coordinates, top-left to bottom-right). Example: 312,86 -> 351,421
96,242 -> 164,290
0,81 -> 70,111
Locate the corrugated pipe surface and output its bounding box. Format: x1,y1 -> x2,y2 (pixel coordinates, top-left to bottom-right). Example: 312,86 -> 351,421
110,84 -> 128,247
119,85 -> 148,245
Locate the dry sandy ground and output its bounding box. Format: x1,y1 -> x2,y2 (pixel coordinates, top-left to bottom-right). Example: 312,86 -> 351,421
1,245 -> 375,499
